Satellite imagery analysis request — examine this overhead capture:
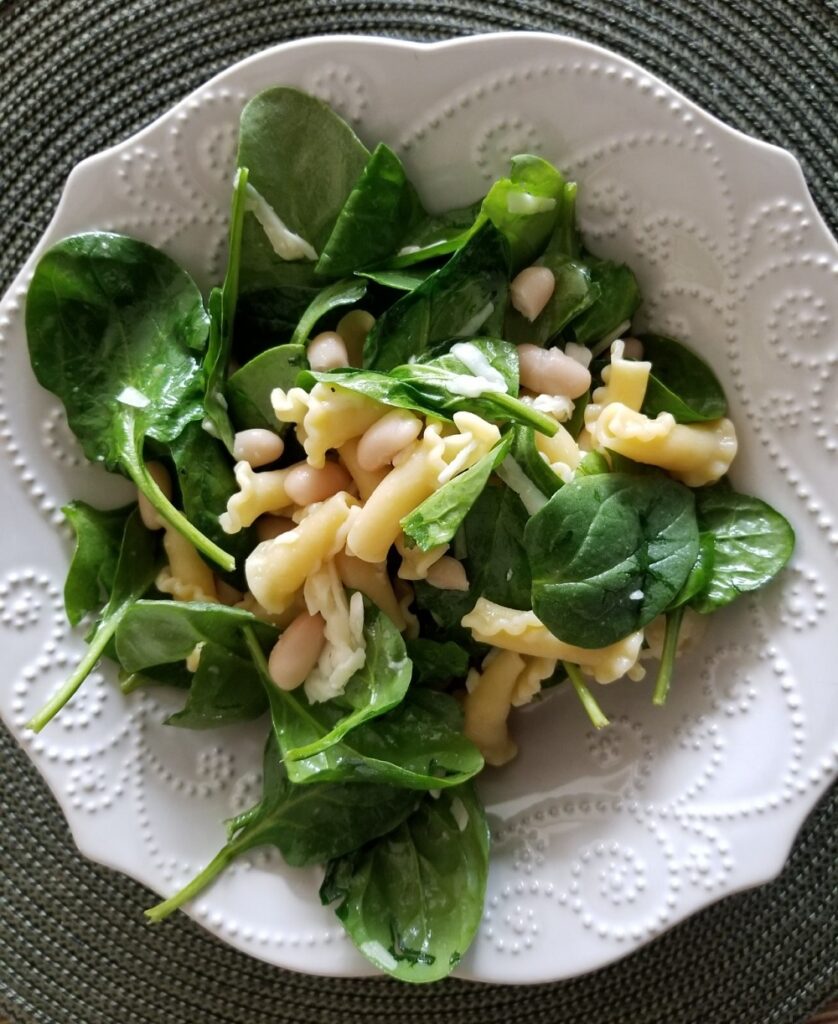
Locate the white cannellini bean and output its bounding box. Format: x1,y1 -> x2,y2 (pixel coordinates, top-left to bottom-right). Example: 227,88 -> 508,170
137,461 -> 173,530
509,266 -> 556,321
268,612 -> 327,690
518,343 -> 591,400
356,409 -> 423,471
337,309 -> 375,366
425,556 -> 470,591
255,515 -> 296,542
233,428 -> 284,467
283,460 -> 352,506
621,337 -> 645,360
307,331 -> 350,371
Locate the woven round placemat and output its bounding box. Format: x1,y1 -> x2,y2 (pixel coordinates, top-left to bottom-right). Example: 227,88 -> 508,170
1,2 -> 836,1022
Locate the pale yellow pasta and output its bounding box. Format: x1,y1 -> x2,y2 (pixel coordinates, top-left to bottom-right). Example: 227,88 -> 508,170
185,642 -> 205,673
394,579 -> 420,640
272,383 -> 384,468
534,421 -> 581,482
335,550 -> 406,630
394,534 -> 448,581
437,412 -> 500,483
511,656 -> 557,706
245,491 -> 359,614
593,404 -> 738,486
338,437 -> 389,501
219,461 -> 292,535
346,425 -> 447,563
156,528 -> 218,603
461,598 -> 643,684
236,589 -> 305,629
593,339 -> 652,412
463,649 -> 524,766
302,561 -> 367,702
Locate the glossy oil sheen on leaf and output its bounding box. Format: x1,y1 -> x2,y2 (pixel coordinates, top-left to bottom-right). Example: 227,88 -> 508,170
526,473 -> 699,647
690,488 -> 794,613
320,783 -> 490,982
640,334 -> 728,423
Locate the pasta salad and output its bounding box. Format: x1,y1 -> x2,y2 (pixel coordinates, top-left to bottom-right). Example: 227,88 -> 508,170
24,87 -> 794,982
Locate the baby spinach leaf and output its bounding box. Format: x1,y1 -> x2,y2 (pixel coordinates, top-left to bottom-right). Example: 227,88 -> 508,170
567,260 -> 641,345
404,638 -> 470,689
316,143 -> 425,277
363,222 -> 510,370
382,199 -> 484,269
565,388 -> 589,439
26,232 -> 234,572
227,343 -> 306,431
204,167 -> 250,450
504,254 -> 594,345
165,645 -> 268,729
282,604 -> 413,762
690,488 -> 794,613
358,267 -> 434,292
168,421 -> 256,582
234,262 -> 323,359
116,600 -> 277,672
669,532 -> 716,609
289,277 -> 368,347
575,450 -> 610,477
248,626 -> 482,789
146,734 -> 419,923
542,180 -> 582,261
640,334 -> 727,423
412,582 -> 480,651
526,473 -> 699,648
464,484 -> 532,610
401,434 -> 512,551
238,86 -> 369,257
61,501 -> 134,626
28,509 -> 161,732
320,783 -> 489,982
511,425 -> 563,497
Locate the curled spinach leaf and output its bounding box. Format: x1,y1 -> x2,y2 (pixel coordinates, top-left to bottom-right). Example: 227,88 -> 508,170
316,143 -> 425,277
289,277 -> 368,347
526,473 -> 699,648
320,783 -> 489,982
640,334 -> 727,423
26,232 -> 234,571
61,501 -> 135,627
567,260 -> 641,346
511,425 -> 563,498
146,733 -> 419,923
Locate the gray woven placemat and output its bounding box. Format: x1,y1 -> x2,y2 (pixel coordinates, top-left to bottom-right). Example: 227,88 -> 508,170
1,2 -> 836,1022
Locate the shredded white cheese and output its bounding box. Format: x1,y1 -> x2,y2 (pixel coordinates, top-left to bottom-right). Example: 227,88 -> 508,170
506,191 -> 557,215
450,796 -> 469,832
496,456 -> 548,515
116,386 -> 150,408
629,589 -> 645,601
245,183 -> 318,261
450,342 -> 509,390
445,374 -> 507,398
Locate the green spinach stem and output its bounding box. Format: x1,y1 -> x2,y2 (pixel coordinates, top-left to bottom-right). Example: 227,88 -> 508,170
27,615 -> 121,732
652,605 -> 685,706
562,662 -> 609,729
490,392 -> 557,437
129,459 -> 235,573
145,839 -> 246,923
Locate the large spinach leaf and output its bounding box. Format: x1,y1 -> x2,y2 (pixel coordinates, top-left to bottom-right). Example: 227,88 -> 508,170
401,434 -> 512,551
61,501 -> 134,627
146,734 -> 419,923
640,334 -> 727,423
28,508 -> 161,732
320,783 -> 489,982
464,483 -> 532,610
227,343 -> 306,431
526,473 -> 699,647
26,231 -> 234,571
404,638 -> 470,689
316,143 -> 424,277
363,222 -> 509,370
690,488 -> 794,613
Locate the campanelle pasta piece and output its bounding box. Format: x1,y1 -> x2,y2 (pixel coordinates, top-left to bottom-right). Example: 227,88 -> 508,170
236,589 -> 305,629
245,491 -> 359,614
335,549 -> 406,630
338,436 -> 389,501
534,421 -> 581,480
461,598 -> 643,684
302,560 -> 367,703
593,404 -> 738,486
592,339 -> 652,412
219,461 -> 293,534
272,383 -> 384,468
511,656 -> 557,706
156,528 -> 218,603
395,535 -> 448,581
463,649 -> 524,766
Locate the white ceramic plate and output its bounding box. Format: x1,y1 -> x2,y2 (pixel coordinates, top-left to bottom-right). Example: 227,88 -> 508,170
1,33 -> 837,984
